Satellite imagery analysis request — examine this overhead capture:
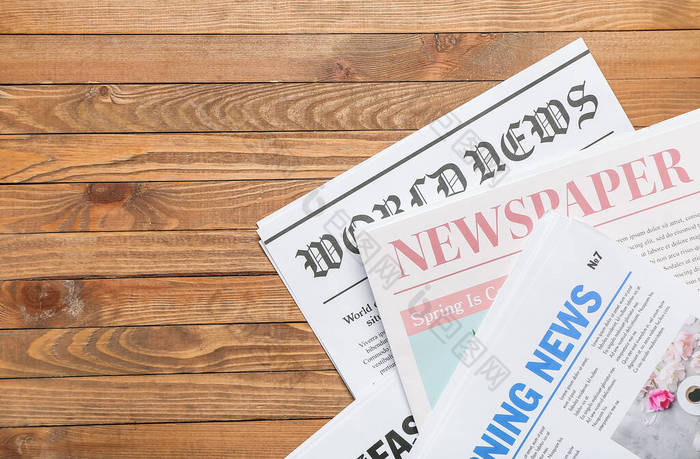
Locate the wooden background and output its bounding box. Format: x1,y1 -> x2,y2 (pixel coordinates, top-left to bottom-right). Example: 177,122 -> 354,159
0,1 -> 699,457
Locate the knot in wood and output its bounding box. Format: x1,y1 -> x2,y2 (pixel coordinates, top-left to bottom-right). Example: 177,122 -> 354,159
19,281 -> 64,317
85,182 -> 137,204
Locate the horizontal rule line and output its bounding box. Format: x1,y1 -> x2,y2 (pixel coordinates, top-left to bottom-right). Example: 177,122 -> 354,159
582,129 -> 614,149
323,276 -> 368,304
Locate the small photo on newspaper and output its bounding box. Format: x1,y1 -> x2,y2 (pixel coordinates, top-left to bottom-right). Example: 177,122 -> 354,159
612,316 -> 700,457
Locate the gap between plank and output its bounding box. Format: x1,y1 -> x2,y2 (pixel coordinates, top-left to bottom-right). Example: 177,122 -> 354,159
0,367 -> 337,382
0,416 -> 335,430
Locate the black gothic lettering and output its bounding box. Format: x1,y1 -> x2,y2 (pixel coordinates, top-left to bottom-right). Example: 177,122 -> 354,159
521,99 -> 569,146
343,214 -> 375,254
409,175 -> 428,207
430,163 -> 467,199
295,234 -> 343,278
409,163 -> 467,207
464,142 -> 507,184
500,121 -> 534,161
372,195 -> 404,219
567,81 -> 598,128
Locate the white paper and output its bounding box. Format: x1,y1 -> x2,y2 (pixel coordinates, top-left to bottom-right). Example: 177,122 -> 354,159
361,110 -> 700,427
410,212 -> 700,458
258,39 -> 633,396
286,373 -> 417,459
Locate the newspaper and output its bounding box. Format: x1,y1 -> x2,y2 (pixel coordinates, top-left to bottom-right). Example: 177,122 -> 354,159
257,39 -> 633,396
409,213 -> 700,458
360,109 -> 700,427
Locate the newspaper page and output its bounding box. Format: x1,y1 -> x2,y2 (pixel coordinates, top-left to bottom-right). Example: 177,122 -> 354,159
360,110 -> 700,426
410,213 -> 700,458
257,39 -> 633,396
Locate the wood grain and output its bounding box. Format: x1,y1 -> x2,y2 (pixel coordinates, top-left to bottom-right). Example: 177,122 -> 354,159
1,79 -> 697,134
2,1 -> 699,34
0,180 -> 319,233
0,420 -> 327,458
0,131 -> 393,183
2,31 -> 700,83
1,3 -> 698,455
609,78 -> 700,128
0,81 -> 489,133
0,323 -> 331,378
0,230 -> 273,280
0,370 -> 351,426
0,276 -> 303,329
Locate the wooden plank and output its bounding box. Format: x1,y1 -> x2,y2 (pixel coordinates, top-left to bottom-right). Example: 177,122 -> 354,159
0,230 -> 273,280
0,180 -> 319,233
1,31 -> 699,83
0,323 -> 331,378
2,1 -> 699,33
1,79 -> 697,134
0,370 -> 351,426
0,420 -> 326,458
0,81 -> 491,133
0,276 -> 303,329
611,78 -> 700,128
0,131 -> 393,183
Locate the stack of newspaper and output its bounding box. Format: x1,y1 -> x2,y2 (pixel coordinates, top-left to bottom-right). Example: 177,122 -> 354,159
257,37 -> 700,458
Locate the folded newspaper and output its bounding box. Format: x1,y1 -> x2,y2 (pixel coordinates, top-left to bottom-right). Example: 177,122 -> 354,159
410,212 -> 700,458
360,109 -> 700,427
258,38 -> 632,396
